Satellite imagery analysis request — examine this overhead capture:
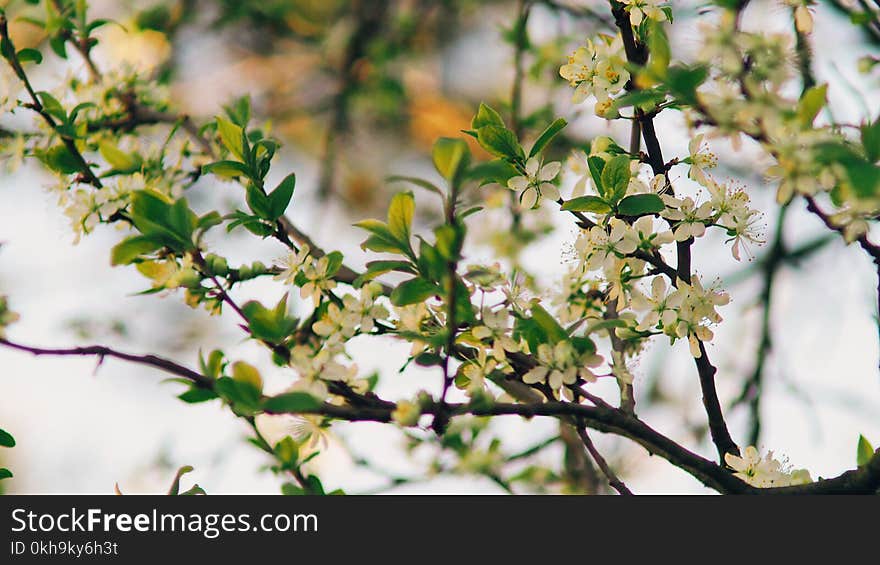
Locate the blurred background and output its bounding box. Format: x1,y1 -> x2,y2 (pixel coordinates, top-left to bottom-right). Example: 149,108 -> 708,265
0,0 -> 879,494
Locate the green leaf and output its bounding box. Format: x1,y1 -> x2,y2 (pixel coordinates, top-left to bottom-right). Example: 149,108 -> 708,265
432,137 -> 471,184
530,304 -> 568,343
610,89 -> 667,112
797,84 -> 827,128
262,392 -> 323,413
355,217 -> 413,256
434,223 -> 464,262
16,47 -> 42,64
601,155 -> 631,204
129,190 -> 189,250
476,125 -> 523,160
167,197 -> 197,243
387,175 -> 443,196
414,352 -> 443,367
202,160 -> 250,179
857,434 -> 874,466
110,235 -> 163,265
354,260 -> 414,286
223,95 -> 251,127
37,145 -> 81,174
646,20 -> 670,78
49,35 -> 67,59
0,468 -> 11,480
215,377 -> 262,415
417,240 -> 445,283
178,388 -> 219,403
387,191 -> 415,244
232,361 -> 263,392
528,118 -> 567,158
391,277 -> 440,306
666,64 -> 708,105
587,156 -> 605,197
268,173 -> 296,219
617,193 -> 664,216
324,251 -> 344,277
179,484 -> 207,495
240,297 -> 298,343
861,117 -> 880,163
281,482 -> 305,495
36,91 -> 66,122
216,116 -> 245,160
99,141 -> 142,173
842,160 -> 880,198
586,318 -> 628,334
246,183 -> 272,220
472,102 -> 505,129
0,428 -> 15,448
561,195 -> 611,213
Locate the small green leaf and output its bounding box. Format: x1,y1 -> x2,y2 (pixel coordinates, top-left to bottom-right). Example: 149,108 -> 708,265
857,434 -> 874,466
37,145 -> 81,174
246,183 -> 272,220
561,195 -> 611,213
355,220 -> 404,254
646,20 -> 670,78
262,392 -> 323,413
861,117 -> 880,163
601,155 -> 631,204
216,116 -> 245,160
36,91 -> 66,122
110,235 -> 163,265
434,223 -> 464,262
231,361 -> 263,393
48,35 -> 67,59
617,193 -> 665,216
472,102 -> 505,129
528,118 -> 567,158
432,137 -> 471,185
530,304 -> 568,343
178,388 -> 219,403
16,47 -> 42,64
587,156 -> 605,197
797,84 -> 827,128
387,191 -> 415,245
391,277 -> 440,306
387,175 -> 443,196
202,160 -> 250,179
476,125 -> 523,160
99,141 -> 142,173
179,484 -> 206,495
0,428 -> 15,448
666,64 -> 708,105
0,468 -> 11,480
354,260 -> 414,286
281,482 -> 305,495
268,173 -> 296,219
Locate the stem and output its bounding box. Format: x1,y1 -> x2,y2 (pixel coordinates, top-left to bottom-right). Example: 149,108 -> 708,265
577,426 -> 633,495
610,2 -> 739,461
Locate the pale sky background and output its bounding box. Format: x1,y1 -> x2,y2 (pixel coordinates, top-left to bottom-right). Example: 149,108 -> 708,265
1,0 -> 879,494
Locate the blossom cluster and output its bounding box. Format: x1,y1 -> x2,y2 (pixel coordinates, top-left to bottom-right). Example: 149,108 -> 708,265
725,446 -> 812,488
559,34 -> 630,116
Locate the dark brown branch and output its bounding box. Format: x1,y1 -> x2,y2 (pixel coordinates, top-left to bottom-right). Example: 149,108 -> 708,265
0,338 -> 213,388
0,15 -> 101,188
576,426 -> 633,495
610,2 -> 739,461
